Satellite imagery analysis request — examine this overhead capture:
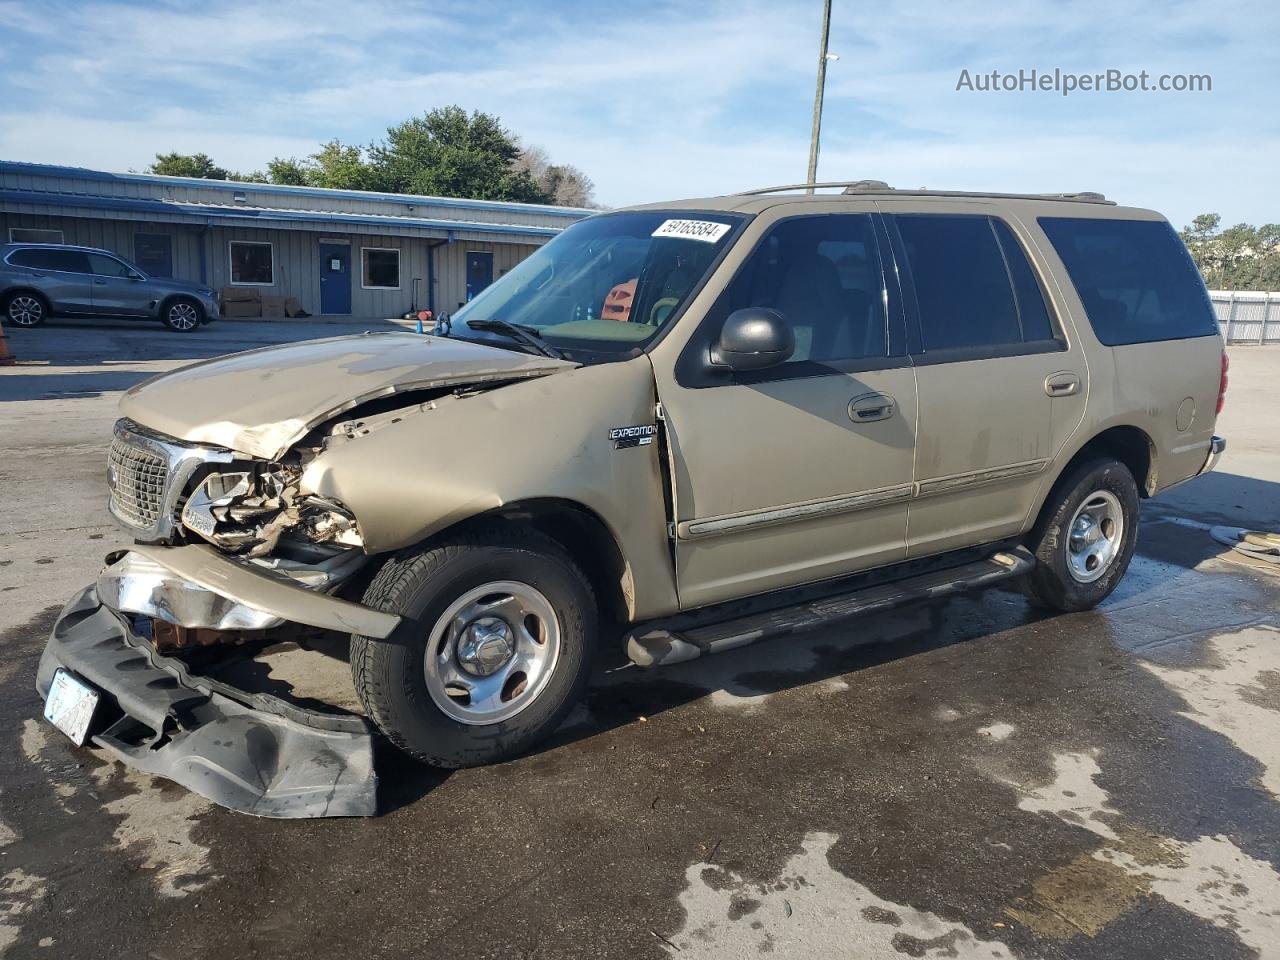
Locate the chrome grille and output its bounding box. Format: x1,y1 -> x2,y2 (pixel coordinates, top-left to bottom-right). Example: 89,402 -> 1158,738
108,436 -> 170,528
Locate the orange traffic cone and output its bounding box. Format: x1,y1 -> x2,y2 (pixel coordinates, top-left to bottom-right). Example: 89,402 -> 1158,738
0,318 -> 16,367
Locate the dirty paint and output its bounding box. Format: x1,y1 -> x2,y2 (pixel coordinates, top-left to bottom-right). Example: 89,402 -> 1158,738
664,832 -> 1017,958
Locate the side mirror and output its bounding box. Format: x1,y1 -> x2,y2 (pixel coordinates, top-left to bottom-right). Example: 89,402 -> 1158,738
713,308 -> 795,371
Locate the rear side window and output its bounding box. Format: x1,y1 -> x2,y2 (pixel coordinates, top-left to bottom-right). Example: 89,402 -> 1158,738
894,214 -> 1057,353
7,248 -> 89,272
1038,217 -> 1218,345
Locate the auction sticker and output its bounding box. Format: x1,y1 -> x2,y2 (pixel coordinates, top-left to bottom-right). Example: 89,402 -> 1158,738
651,219 -> 731,243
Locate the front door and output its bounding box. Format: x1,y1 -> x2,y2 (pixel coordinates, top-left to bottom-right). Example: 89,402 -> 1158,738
653,209 -> 918,610
882,207 -> 1087,557
319,242 -> 351,315
87,252 -> 147,316
465,251 -> 493,302
134,234 -> 173,278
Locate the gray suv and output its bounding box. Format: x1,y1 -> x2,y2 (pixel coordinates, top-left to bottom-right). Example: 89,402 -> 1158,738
0,242 -> 220,332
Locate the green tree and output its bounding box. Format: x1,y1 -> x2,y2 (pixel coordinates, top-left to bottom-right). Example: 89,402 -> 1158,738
148,152 -> 231,180
264,157 -> 310,186
367,107 -> 551,202
1181,213 -> 1280,291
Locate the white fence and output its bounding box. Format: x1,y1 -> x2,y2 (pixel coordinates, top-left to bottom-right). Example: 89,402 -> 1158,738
1210,290 -> 1280,344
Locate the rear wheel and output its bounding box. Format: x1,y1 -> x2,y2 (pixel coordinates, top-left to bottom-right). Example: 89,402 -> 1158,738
4,292 -> 46,327
162,297 -> 202,332
1024,457 -> 1140,612
351,529 -> 597,767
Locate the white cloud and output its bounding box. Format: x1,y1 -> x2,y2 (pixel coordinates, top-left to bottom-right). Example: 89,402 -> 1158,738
0,0 -> 1275,225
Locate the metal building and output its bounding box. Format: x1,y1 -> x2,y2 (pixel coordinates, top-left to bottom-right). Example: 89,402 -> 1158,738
0,161 -> 590,318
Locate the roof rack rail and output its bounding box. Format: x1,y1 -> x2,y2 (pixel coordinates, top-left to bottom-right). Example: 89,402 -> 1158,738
736,181 -> 1113,204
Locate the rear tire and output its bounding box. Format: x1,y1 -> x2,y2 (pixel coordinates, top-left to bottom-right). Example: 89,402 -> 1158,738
1023,457 -> 1139,612
162,297 -> 202,332
351,529 -> 597,768
4,291 -> 47,327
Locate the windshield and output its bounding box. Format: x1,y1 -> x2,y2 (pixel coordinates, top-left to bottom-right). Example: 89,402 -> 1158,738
452,211 -> 743,359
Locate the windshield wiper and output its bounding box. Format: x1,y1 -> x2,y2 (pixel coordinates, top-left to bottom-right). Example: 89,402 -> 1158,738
464,319 -> 565,360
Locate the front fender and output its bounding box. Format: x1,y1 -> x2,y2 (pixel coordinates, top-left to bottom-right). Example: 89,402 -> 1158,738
300,357 -> 680,620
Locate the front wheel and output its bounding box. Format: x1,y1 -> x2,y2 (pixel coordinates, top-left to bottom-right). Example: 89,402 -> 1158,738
351,529 -> 597,768
162,297 -> 203,332
1023,457 -> 1140,612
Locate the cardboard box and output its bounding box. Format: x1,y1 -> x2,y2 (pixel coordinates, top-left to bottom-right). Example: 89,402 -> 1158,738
220,286 -> 262,317
222,299 -> 261,318
261,295 -> 288,318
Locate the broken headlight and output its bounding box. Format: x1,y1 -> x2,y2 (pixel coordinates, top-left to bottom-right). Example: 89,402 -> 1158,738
180,464 -> 362,556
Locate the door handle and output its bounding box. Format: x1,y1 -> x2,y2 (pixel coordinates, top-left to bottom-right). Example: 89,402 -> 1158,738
849,392 -> 896,423
1044,372 -> 1081,397
93,279 -> 107,285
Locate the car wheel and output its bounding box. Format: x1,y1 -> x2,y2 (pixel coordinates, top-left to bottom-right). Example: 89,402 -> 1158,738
4,292 -> 47,327
1023,457 -> 1140,612
351,528 -> 597,768
162,297 -> 203,332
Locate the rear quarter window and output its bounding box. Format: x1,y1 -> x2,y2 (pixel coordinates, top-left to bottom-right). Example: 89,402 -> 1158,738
1039,217 -> 1218,346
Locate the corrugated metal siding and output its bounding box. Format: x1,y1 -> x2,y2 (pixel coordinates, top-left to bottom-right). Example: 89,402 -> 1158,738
0,213 -> 202,280
433,240 -> 536,314
205,227 -> 540,317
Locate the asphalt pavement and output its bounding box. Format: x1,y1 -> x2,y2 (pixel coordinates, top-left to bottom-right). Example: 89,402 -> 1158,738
1,318 -> 1279,959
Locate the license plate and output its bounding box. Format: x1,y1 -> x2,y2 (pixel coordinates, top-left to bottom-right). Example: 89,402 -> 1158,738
43,669 -> 100,746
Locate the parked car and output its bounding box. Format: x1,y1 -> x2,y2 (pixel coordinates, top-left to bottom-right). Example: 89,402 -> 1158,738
0,242 -> 219,332
36,181 -> 1227,817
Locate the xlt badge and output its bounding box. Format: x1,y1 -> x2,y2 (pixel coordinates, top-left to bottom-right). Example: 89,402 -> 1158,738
609,424 -> 657,449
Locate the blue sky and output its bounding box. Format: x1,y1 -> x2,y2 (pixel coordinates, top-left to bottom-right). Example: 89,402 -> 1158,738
0,0 -> 1275,228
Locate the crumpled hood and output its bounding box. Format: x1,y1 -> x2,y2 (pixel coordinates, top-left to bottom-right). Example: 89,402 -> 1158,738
119,332 -> 575,460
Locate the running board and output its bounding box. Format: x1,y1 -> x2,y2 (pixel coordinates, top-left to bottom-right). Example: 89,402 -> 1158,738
626,547 -> 1035,668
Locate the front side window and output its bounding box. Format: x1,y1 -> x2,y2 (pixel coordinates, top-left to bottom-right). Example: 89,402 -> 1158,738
1039,217 -> 1218,346
87,253 -> 135,278
453,211 -> 742,359
362,248 -> 400,289
716,213 -> 889,367
230,241 -> 273,285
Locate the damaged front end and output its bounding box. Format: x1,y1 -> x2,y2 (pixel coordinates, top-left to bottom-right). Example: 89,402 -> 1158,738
39,420 -> 404,818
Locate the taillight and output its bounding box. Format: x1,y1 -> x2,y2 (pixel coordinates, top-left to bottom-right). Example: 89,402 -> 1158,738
1216,352 -> 1229,415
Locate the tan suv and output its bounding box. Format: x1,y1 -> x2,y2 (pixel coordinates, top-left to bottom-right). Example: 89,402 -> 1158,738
37,181 -> 1227,817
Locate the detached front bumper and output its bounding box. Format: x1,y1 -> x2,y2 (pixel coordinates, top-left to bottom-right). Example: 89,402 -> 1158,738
37,585 -> 380,818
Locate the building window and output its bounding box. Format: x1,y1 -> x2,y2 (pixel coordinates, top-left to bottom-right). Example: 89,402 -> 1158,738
8,227 -> 64,244
362,247 -> 400,289
229,241 -> 274,285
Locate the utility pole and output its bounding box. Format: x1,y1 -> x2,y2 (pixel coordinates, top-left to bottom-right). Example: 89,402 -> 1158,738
806,0 -> 834,193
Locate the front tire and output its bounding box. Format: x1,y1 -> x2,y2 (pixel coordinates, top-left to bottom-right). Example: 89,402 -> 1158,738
1023,457 -> 1139,612
162,297 -> 202,332
351,529 -> 597,768
4,292 -> 47,327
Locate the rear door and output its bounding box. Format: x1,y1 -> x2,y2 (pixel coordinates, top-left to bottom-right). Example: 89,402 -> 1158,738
653,207 -> 918,609
18,248 -> 94,313
87,252 -> 148,316
882,205 -> 1087,557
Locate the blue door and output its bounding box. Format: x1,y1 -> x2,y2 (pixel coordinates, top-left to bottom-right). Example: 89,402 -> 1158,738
134,234 -> 173,278
465,251 -> 493,302
319,242 -> 352,314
